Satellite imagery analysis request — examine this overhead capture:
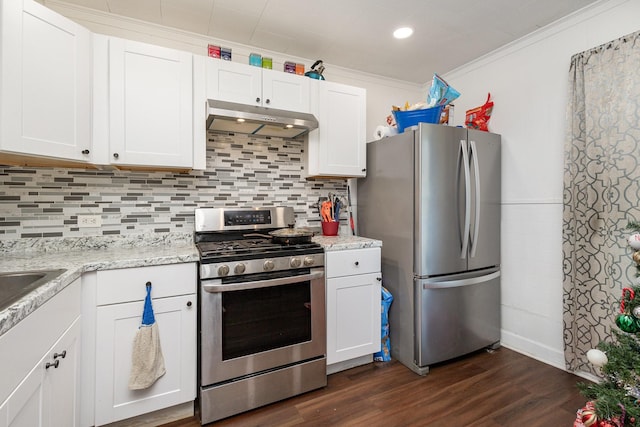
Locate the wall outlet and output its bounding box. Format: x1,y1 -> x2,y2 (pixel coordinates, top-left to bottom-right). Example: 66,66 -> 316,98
78,215 -> 102,228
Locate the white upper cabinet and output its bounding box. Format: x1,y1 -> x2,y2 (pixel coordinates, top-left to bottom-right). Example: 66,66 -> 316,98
261,68 -> 310,113
0,0 -> 92,162
93,36 -> 198,169
305,80 -> 367,178
206,59 -> 310,113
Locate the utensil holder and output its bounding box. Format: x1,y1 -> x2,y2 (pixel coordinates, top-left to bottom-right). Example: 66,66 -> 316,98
321,221 -> 339,236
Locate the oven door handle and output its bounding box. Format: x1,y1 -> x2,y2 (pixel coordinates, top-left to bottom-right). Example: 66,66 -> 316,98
202,269 -> 325,293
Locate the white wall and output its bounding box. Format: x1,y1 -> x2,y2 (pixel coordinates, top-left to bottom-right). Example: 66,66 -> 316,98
444,0 -> 640,369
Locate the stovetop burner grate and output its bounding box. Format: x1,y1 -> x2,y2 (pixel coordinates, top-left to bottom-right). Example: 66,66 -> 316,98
196,238 -> 323,262
197,239 -> 283,255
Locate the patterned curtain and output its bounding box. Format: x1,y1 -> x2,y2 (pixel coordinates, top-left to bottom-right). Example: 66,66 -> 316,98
563,30 -> 640,374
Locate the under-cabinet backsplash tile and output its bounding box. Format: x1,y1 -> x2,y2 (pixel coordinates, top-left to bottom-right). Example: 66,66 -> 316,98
0,133 -> 346,240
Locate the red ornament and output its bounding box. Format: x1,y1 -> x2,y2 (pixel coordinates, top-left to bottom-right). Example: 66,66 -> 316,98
581,408 -> 597,426
620,287 -> 635,313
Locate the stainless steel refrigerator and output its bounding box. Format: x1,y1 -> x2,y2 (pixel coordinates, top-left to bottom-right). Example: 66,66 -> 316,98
358,123 -> 501,375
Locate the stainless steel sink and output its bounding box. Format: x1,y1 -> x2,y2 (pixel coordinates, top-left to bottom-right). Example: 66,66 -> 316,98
0,269 -> 66,311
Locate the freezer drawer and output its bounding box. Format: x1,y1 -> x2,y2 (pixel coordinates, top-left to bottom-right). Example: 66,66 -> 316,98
415,270 -> 500,368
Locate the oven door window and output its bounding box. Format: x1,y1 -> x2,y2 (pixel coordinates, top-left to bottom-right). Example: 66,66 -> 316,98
222,282 -> 312,360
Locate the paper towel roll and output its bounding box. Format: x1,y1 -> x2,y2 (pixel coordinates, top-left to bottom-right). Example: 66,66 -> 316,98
373,126 -> 398,140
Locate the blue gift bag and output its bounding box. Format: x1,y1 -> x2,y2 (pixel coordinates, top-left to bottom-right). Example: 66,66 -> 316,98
373,286 -> 393,362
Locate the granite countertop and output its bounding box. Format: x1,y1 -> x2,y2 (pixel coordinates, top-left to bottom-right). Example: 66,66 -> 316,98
0,233 -> 199,337
312,234 -> 382,251
0,232 -> 381,338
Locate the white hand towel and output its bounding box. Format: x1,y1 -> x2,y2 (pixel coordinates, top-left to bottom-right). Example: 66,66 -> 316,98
128,285 -> 166,390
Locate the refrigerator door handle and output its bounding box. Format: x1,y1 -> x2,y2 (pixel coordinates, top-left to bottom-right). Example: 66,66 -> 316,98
469,140 -> 481,258
422,270 -> 501,289
459,139 -> 471,259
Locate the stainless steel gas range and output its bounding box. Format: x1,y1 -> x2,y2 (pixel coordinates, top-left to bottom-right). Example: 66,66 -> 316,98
194,207 -> 327,424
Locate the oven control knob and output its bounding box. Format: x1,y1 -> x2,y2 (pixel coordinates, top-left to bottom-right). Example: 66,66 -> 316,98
217,265 -> 230,276
290,257 -> 302,268
303,256 -> 315,266
263,260 -> 275,271
234,263 -> 246,274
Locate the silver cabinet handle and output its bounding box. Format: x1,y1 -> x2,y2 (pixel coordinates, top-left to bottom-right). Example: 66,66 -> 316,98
203,270 -> 324,293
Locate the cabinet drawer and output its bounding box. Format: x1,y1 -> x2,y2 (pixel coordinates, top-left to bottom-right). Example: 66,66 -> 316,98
96,263 -> 196,305
325,248 -> 381,279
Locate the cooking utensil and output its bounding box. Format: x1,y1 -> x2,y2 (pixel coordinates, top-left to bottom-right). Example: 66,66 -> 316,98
321,201 -> 333,222
347,184 -> 355,235
317,196 -> 328,220
333,198 -> 341,221
244,228 -> 315,245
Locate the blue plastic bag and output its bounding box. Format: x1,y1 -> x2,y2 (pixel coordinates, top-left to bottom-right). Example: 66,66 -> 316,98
373,286 -> 393,362
426,73 -> 460,108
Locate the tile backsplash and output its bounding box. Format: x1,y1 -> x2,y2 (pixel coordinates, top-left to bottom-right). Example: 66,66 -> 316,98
0,132 -> 347,240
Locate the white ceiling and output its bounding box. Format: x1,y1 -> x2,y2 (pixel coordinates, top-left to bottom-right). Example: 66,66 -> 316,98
57,0 -> 599,83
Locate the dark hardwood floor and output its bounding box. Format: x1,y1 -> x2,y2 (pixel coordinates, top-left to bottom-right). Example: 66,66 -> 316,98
161,348 -> 588,427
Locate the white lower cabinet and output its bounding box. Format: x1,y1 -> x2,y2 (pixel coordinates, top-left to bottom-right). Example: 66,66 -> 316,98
325,247 -> 381,369
82,263 -> 197,426
0,279 -> 81,427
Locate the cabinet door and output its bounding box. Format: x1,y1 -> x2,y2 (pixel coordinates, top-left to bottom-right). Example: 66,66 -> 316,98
306,81 -> 367,178
109,38 -> 194,168
42,318 -> 81,427
4,358 -> 45,427
94,294 -> 196,426
0,0 -> 92,162
206,59 -> 262,106
261,69 -> 310,113
326,272 -> 381,365
2,317 -> 80,427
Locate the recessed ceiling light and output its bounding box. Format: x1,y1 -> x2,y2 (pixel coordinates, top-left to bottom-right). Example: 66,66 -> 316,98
393,27 -> 413,39
237,118 -> 245,123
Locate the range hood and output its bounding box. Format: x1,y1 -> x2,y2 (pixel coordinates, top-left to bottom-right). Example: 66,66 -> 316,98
206,99 -> 319,139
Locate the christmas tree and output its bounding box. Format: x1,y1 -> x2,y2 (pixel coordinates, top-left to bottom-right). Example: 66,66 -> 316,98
574,222 -> 640,427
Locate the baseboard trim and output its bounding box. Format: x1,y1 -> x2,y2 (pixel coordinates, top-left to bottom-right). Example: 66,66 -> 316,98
102,401 -> 194,427
500,329 -> 566,370
327,354 -> 373,375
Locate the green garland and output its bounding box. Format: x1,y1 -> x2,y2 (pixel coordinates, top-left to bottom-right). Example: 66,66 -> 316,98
577,330 -> 640,424
578,330 -> 640,424
574,223 -> 640,425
